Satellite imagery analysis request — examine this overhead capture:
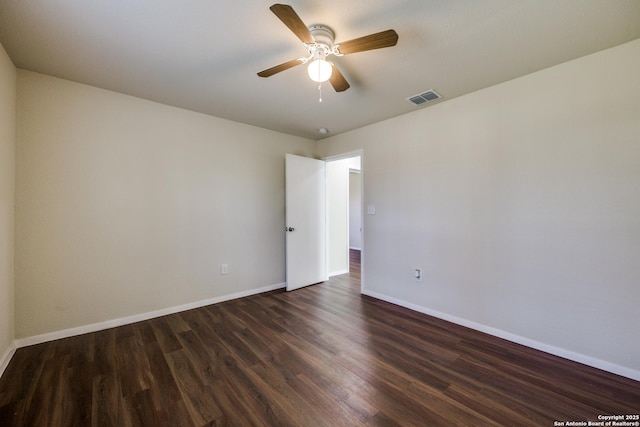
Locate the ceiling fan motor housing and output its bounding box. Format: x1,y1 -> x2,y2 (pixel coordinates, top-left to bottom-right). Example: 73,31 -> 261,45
308,24 -> 335,59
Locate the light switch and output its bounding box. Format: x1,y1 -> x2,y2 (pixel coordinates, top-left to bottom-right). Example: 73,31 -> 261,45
367,205 -> 376,215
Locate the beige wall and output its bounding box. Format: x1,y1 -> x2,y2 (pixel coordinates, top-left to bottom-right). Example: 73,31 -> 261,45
15,71 -> 315,338
0,42 -> 16,369
318,39 -> 640,377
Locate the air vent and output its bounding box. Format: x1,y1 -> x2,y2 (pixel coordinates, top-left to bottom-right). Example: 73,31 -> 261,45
407,89 -> 441,106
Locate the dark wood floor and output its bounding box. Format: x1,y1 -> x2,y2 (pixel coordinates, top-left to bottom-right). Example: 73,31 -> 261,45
1,250 -> 638,426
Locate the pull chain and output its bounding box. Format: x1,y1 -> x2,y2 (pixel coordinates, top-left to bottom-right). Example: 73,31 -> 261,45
318,82 -> 323,103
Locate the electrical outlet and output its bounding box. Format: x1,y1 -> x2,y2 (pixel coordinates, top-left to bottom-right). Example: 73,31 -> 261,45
221,264 -> 229,275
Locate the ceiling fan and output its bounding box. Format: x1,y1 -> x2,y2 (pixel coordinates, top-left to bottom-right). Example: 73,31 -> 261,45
258,4 -> 399,93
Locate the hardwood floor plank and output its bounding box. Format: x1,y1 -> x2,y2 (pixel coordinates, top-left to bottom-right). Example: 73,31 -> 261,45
142,340 -> 183,410
179,309 -> 228,363
92,373 -> 121,427
207,321 -> 262,369
333,350 -> 498,427
291,373 -> 371,426
149,317 -> 183,354
67,362 -> 94,426
115,335 -> 152,398
0,343 -> 48,406
0,400 -> 24,426
21,357 -> 58,426
175,330 -> 220,386
450,355 -> 602,421
124,388 -> 164,427
206,379 -> 255,427
1,250 -> 639,425
218,354 -> 292,427
137,321 -> 159,346
247,360 -> 335,427
457,339 -> 633,415
50,355 -> 75,427
442,383 -> 547,426
165,349 -> 223,426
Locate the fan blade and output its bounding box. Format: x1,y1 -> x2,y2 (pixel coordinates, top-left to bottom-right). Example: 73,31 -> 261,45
257,58 -> 304,77
329,64 -> 350,92
270,4 -> 315,44
336,29 -> 398,55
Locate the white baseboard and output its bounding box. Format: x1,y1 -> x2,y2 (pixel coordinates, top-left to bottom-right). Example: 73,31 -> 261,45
16,282 -> 286,349
362,289 -> 640,382
0,341 -> 17,379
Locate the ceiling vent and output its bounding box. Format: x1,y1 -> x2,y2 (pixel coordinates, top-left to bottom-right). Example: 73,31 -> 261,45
407,89 -> 441,106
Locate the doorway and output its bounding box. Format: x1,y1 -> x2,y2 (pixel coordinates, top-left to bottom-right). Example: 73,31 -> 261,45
325,152 -> 363,290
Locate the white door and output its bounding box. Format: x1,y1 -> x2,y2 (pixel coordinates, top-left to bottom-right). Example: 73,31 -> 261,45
285,154 -> 327,291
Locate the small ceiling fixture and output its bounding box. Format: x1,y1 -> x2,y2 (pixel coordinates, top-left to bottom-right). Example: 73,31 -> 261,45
318,127 -> 329,135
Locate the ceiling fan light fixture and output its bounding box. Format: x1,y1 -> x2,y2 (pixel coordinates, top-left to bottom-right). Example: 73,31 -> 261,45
258,5 -> 398,94
307,58 -> 332,83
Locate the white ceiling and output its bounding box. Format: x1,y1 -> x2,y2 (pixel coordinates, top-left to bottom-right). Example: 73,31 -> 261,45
1,1 -> 639,140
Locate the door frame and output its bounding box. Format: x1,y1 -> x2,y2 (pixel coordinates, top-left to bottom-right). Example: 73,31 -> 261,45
323,149 -> 364,293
